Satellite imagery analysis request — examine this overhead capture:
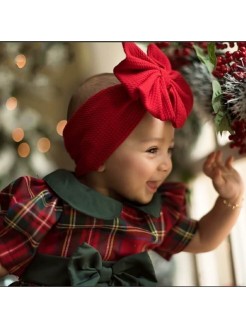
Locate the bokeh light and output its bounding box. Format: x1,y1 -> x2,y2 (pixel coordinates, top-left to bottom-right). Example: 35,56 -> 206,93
37,137 -> 51,153
12,128 -> 24,142
15,54 -> 27,69
56,120 -> 67,136
18,142 -> 30,157
6,97 -> 17,110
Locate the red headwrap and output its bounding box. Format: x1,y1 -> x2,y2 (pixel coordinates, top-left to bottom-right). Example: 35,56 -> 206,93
63,42 -> 193,176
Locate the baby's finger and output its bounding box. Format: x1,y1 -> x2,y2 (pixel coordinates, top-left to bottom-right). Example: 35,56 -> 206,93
203,152 -> 216,174
204,152 -> 216,166
214,150 -> 223,164
225,156 -> 234,169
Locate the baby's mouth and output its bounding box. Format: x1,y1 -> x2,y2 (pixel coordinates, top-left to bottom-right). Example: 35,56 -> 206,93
146,181 -> 159,193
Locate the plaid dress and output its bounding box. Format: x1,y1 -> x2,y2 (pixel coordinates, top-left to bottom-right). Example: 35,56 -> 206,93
0,169 -> 197,285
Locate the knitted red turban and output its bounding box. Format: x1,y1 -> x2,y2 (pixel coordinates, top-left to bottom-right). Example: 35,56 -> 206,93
63,42 -> 193,176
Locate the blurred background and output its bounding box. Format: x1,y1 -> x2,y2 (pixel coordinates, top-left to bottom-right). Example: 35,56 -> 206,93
0,42 -> 245,286
0,42 -> 126,186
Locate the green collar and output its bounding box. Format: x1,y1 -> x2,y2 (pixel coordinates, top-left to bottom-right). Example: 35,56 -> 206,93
44,169 -> 161,220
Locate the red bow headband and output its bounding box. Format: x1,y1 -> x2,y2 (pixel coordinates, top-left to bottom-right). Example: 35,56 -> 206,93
63,42 -> 193,176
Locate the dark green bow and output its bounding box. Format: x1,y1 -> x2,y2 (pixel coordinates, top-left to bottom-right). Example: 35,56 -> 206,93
68,243 -> 157,287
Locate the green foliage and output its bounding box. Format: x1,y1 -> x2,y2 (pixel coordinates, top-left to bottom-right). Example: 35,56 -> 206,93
193,44 -> 215,74
194,43 -> 232,135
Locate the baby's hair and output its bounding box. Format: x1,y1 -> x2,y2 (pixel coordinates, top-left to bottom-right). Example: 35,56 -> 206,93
67,73 -> 119,120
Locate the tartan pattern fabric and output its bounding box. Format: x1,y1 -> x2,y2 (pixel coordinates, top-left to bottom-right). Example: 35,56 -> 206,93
0,173 -> 198,277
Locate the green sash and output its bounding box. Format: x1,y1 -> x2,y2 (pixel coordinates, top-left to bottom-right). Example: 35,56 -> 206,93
21,243 -> 157,287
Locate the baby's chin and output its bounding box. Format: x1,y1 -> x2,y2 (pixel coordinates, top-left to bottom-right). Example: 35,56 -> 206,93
126,193 -> 155,205
111,189 -> 155,205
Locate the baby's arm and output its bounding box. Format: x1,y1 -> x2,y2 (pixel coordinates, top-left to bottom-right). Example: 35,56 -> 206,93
0,263 -> 8,277
184,151 -> 244,253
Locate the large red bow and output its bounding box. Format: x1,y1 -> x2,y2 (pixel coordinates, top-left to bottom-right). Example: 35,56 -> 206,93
63,42 -> 194,176
114,42 -> 193,128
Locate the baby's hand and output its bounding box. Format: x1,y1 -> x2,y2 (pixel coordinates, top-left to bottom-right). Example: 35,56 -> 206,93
203,151 -> 244,202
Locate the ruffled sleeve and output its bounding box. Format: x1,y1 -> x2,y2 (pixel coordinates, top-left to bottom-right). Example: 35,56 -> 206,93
155,182 -> 198,260
0,176 -> 61,276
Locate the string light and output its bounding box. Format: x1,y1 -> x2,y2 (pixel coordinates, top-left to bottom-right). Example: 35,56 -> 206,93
56,120 -> 67,136
6,97 -> 17,110
18,142 -> 30,158
37,137 -> 51,153
15,54 -> 26,69
12,128 -> 24,142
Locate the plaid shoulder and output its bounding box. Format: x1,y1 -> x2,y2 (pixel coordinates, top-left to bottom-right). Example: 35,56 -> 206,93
0,176 -> 61,274
156,182 -> 198,259
1,176 -> 60,242
159,182 -> 189,217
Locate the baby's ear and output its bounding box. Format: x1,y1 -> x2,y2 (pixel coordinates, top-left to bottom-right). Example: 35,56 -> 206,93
97,164 -> 106,172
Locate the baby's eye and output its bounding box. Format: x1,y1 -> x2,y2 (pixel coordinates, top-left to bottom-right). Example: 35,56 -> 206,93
146,147 -> 158,154
168,147 -> 174,156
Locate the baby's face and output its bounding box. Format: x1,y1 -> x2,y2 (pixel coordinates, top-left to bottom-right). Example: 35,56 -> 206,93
102,113 -> 175,204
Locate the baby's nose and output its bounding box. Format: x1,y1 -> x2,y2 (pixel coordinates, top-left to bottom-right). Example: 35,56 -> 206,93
158,157 -> 171,172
